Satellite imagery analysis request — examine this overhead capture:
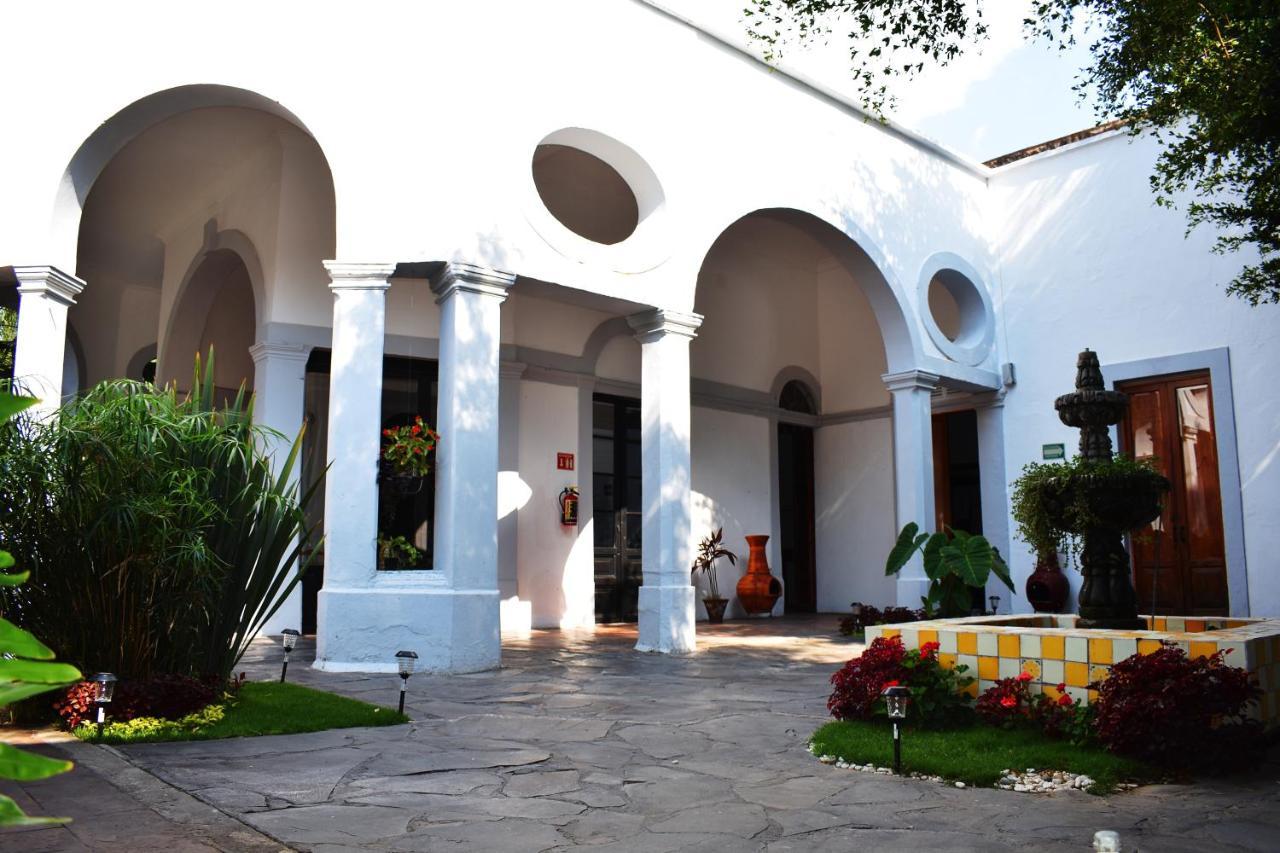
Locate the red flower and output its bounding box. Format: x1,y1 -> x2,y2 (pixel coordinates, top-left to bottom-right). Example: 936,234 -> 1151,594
1057,694 -> 1073,707
1000,695 -> 1018,708
920,641 -> 941,654
1017,671 -> 1033,682
411,425 -> 421,435
1056,682 -> 1067,692
882,679 -> 900,688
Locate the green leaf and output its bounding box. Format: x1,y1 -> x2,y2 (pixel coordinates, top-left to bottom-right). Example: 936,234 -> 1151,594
0,793 -> 68,827
0,742 -> 72,781
0,570 -> 29,587
0,682 -> 70,706
885,523 -> 926,576
922,532 -> 948,579
0,618 -> 56,660
990,549 -> 1016,593
0,659 -> 81,685
940,534 -> 995,588
0,550 -> 12,569
0,394 -> 37,425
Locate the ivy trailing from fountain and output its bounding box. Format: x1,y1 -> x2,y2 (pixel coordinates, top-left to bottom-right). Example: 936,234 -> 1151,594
885,523 -> 1014,617
1012,455 -> 1169,569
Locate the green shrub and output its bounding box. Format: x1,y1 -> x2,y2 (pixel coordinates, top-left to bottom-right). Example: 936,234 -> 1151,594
885,523 -> 1014,617
0,350 -> 320,684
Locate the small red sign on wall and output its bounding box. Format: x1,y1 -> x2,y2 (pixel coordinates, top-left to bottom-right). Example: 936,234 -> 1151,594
556,453 -> 575,471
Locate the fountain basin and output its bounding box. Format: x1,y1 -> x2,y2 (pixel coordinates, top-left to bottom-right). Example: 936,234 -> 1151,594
866,613 -> 1280,726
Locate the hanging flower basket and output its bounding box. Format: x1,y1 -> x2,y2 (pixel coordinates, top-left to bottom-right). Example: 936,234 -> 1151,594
378,416 -> 439,497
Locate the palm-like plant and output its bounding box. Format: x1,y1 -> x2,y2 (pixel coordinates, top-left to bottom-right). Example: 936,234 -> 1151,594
691,527 -> 737,601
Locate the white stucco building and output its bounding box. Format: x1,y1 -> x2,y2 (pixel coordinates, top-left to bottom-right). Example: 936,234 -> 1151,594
2,1 -> 1274,672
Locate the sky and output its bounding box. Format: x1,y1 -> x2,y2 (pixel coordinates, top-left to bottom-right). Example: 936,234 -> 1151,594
661,0 -> 1099,162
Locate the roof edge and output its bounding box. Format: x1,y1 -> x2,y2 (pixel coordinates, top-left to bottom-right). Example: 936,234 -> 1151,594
983,119 -> 1128,169
634,0 -> 992,181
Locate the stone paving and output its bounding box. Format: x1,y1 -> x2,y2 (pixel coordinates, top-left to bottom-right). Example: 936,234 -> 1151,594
6,617 -> 1280,851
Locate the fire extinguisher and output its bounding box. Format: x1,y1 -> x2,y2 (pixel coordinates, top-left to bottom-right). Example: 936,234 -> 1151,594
558,486 -> 579,527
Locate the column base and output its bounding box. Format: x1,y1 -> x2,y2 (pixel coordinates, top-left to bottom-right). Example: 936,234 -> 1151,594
500,596 -> 533,637
635,584 -> 696,654
895,577 -> 931,610
315,585 -> 499,673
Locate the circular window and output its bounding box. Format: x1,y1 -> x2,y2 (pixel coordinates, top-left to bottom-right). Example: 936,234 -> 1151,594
522,128 -> 670,272
917,254 -> 995,366
532,145 -> 638,245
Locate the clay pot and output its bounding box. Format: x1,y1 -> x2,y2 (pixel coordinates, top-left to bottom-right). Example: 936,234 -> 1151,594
1025,550 -> 1070,613
703,597 -> 728,624
736,534 -> 782,615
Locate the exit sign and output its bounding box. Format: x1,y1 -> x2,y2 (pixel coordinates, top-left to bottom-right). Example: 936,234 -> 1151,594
556,452 -> 575,471
1042,443 -> 1066,460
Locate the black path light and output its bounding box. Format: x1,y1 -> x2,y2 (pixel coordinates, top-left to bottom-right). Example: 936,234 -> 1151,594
280,629 -> 301,683
988,595 -> 1001,615
91,673 -> 117,737
395,650 -> 418,715
882,684 -> 910,775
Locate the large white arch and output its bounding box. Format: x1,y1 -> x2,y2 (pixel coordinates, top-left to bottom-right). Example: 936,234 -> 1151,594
51,84 -> 330,275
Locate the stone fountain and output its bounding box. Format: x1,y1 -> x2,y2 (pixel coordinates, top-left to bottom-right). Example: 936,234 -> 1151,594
1052,349 -> 1169,629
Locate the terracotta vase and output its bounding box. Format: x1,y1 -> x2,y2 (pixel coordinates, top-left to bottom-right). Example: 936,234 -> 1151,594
736,534 -> 782,615
1025,550 -> 1070,613
703,597 -> 728,624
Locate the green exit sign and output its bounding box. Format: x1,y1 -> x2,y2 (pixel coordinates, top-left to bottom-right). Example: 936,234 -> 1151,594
1042,443 -> 1066,460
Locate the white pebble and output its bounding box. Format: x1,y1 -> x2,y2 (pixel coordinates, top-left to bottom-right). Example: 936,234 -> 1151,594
954,781 -> 966,789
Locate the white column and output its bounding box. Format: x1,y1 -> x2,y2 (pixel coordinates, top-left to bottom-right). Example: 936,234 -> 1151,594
12,266 -> 84,414
315,262 -> 395,665
250,341 -> 312,635
628,308 -> 702,654
431,262 -> 515,670
883,369 -> 940,608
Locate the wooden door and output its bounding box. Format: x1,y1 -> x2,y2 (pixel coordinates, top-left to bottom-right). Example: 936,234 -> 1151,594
1119,372 -> 1228,615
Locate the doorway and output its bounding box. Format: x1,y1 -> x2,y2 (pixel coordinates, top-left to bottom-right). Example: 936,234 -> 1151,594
1119,371 -> 1227,615
592,394 -> 642,623
777,381 -> 817,614
932,410 -> 984,611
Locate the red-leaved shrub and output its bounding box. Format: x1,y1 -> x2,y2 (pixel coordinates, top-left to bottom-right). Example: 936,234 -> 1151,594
976,673 -> 1091,741
53,674 -> 221,730
1092,643 -> 1261,770
828,636 -> 973,726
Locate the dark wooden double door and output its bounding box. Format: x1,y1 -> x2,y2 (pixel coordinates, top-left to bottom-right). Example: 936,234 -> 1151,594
1119,371 -> 1228,615
593,395 -> 643,623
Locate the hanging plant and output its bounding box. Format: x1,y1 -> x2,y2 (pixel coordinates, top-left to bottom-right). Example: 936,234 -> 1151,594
381,416 -> 439,478
1010,455 -> 1168,569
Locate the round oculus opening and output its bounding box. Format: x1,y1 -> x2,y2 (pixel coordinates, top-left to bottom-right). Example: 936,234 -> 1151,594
532,144 -> 639,245
927,268 -> 986,347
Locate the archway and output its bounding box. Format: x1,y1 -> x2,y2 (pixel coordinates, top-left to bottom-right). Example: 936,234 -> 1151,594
162,248 -> 257,398
691,208 -> 912,616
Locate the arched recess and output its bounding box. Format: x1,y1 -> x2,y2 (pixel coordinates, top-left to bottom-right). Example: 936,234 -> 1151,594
770,366 -> 822,416
689,206 -> 921,375
51,84 -> 328,273
159,245 -> 258,394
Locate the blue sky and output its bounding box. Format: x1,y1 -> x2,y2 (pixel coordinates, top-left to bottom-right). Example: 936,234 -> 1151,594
663,0 -> 1099,162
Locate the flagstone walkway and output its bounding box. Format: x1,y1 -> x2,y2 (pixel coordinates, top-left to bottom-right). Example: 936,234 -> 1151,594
5,617 -> 1280,851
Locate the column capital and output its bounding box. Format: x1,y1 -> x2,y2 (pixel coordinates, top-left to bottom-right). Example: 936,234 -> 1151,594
13,265 -> 85,306
431,262 -> 516,303
627,308 -> 703,343
324,261 -> 396,291
249,341 -> 312,366
882,369 -> 941,394
499,360 -> 528,381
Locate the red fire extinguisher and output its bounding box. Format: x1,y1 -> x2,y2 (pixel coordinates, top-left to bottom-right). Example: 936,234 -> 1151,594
558,486 -> 579,527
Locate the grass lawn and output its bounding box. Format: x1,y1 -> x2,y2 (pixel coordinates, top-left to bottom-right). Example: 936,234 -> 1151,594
76,681 -> 409,745
811,720 -> 1156,793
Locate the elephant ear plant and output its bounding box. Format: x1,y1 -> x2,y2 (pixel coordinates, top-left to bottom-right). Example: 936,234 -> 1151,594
885,523 -> 1014,617
0,392 -> 82,826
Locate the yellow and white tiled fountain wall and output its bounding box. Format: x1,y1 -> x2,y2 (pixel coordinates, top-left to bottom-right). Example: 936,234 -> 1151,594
865,614 -> 1280,725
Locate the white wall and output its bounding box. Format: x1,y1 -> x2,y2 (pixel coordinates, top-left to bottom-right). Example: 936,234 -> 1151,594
814,417 -> 897,611
515,379 -> 594,629
689,406 -> 774,619
991,131 -> 1279,616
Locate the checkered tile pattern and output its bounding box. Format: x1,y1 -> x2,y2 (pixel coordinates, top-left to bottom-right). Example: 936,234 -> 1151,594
866,614 -> 1280,724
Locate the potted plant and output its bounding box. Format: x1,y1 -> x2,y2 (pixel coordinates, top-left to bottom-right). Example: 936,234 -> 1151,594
378,535 -> 424,570
885,523 -> 1014,618
691,527 -> 737,624
379,416 -> 439,497
1011,461 -> 1071,612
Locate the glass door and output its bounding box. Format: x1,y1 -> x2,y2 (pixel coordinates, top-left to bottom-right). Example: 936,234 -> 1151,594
592,395 -> 642,623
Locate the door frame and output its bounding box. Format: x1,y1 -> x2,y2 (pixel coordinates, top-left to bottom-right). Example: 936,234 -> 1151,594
1104,348 -> 1248,615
